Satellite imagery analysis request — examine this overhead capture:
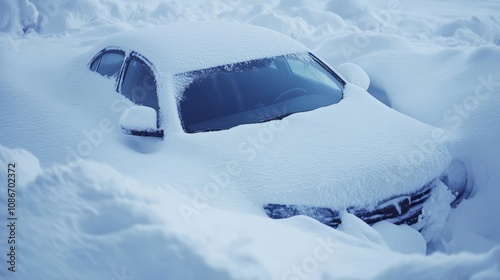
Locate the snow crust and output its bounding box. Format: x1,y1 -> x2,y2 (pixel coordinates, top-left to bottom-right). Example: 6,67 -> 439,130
1,0 -> 500,279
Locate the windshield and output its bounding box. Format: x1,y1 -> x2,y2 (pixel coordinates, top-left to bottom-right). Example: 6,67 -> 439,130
178,53 -> 345,133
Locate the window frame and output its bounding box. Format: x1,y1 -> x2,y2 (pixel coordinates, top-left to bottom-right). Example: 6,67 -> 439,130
308,52 -> 346,88
88,47 -> 126,80
89,48 -> 163,130
117,52 -> 157,93
117,51 -> 162,129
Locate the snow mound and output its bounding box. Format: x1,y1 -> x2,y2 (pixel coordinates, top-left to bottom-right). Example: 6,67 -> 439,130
436,16 -> 500,46
324,0 -> 371,20
0,0 -> 39,34
373,221 -> 426,255
337,62 -> 370,90
1,145 -> 498,279
0,149 -> 234,279
420,181 -> 456,243
338,212 -> 386,246
374,247 -> 500,280
0,145 -> 41,187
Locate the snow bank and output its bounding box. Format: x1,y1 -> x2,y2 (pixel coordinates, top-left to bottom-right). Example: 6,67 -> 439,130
1,145 -> 498,279
0,145 -> 41,187
372,221 -> 426,255
0,145 -> 233,279
1,0 -> 500,279
374,247 -> 500,279
0,0 -> 39,34
3,0 -> 499,49
314,15 -> 500,256
435,16 -> 500,46
324,0 -> 372,20
0,0 -> 244,35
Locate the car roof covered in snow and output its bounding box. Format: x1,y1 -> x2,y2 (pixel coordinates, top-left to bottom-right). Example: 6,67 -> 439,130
92,21 -> 309,74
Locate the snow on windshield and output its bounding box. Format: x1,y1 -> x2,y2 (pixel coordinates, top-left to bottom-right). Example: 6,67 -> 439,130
177,53 -> 343,133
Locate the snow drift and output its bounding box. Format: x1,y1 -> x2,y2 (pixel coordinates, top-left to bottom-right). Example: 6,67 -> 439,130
1,0 -> 500,279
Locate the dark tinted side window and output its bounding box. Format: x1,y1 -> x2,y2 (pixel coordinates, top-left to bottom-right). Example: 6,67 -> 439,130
90,50 -> 125,78
121,57 -> 159,113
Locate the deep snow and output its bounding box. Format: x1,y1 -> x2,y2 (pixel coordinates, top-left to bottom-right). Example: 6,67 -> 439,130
1,0 -> 500,279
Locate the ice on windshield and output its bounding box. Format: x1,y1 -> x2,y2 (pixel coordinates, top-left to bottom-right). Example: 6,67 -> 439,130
178,53 -> 344,133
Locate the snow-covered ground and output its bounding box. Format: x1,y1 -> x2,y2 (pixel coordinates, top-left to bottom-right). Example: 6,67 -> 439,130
1,0 -> 499,279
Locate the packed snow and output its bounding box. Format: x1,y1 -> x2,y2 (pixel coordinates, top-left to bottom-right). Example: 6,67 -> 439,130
1,0 -> 499,279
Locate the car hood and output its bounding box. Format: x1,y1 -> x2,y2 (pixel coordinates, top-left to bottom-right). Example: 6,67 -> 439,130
146,84 -> 454,210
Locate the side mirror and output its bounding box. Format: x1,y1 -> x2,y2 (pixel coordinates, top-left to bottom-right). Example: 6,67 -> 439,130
337,63 -> 370,91
120,106 -> 164,138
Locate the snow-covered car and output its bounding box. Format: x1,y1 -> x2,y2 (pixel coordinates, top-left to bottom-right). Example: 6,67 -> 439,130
1,22 -> 471,229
